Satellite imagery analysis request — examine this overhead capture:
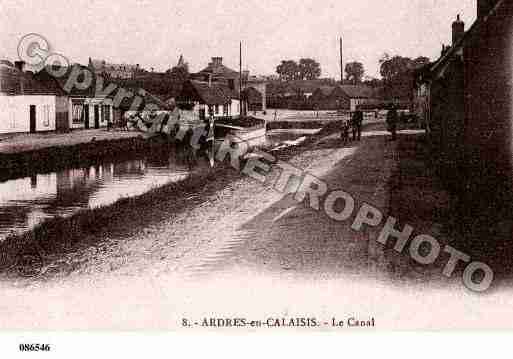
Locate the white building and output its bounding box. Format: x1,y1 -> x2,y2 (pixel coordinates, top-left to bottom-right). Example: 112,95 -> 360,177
0,60 -> 69,134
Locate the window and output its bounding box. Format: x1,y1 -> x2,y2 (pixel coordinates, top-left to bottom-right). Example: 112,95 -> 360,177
101,104 -> 110,123
215,104 -> 219,115
72,102 -> 85,124
43,105 -> 50,127
223,104 -> 229,116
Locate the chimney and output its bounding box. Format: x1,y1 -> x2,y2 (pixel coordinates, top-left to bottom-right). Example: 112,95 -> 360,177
14,60 -> 25,72
211,57 -> 223,66
452,14 -> 465,45
478,0 -> 498,19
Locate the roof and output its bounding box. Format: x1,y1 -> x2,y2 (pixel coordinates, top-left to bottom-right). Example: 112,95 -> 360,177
430,0 -> 505,77
218,83 -> 239,100
339,85 -> 375,99
177,80 -> 234,105
266,80 -> 338,96
0,64 -> 65,96
44,65 -> 96,97
288,80 -> 331,93
0,59 -> 14,67
115,85 -> 171,110
197,62 -> 238,78
266,82 -> 294,96
314,86 -> 336,97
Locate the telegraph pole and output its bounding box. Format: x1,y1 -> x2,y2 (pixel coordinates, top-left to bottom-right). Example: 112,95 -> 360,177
340,36 -> 343,84
239,41 -> 243,117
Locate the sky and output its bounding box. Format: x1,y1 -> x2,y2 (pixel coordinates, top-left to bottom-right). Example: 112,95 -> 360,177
1,0 -> 477,79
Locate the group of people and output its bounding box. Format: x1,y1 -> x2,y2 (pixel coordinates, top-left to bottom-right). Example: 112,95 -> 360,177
340,105 -> 399,144
340,109 -> 364,144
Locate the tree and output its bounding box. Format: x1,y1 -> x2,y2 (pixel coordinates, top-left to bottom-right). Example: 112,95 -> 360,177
379,55 -> 414,82
379,54 -> 432,101
276,60 -> 299,81
345,61 -> 365,84
298,58 -> 321,80
168,65 -> 189,83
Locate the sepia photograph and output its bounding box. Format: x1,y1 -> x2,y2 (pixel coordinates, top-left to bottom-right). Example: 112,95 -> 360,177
1,0 -> 513,354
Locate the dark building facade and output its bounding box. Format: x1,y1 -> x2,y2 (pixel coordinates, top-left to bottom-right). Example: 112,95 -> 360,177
463,0 -> 513,204
425,0 -> 513,224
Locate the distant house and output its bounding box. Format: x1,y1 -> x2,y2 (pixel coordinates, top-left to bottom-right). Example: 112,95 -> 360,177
339,85 -> 376,111
309,84 -> 377,111
0,61 -> 69,134
190,57 -> 267,115
265,79 -> 336,109
192,57 -> 240,93
88,58 -> 140,79
310,86 -> 336,109
177,80 -> 241,121
288,80 -> 332,99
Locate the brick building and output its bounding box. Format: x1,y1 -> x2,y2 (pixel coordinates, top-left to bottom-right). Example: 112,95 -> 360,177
424,0 -> 513,216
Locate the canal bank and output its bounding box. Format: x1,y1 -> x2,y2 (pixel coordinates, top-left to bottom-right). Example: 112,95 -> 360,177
0,120 -> 344,279
0,130 -> 161,181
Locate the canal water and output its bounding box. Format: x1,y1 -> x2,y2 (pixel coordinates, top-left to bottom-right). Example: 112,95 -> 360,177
0,131 -> 312,241
0,148 -> 212,241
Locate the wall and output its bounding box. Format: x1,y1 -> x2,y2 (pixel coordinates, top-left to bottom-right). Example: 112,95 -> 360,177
231,99 -> 241,117
0,95 -> 56,134
55,96 -> 70,132
430,56 -> 465,189
463,1 -> 513,203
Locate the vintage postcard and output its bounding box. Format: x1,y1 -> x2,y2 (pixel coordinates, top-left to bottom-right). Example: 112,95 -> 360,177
0,0 -> 512,352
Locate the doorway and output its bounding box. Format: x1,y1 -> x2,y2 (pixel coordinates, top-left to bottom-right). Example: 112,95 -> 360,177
94,105 -> 100,129
84,105 -> 90,129
29,105 -> 36,133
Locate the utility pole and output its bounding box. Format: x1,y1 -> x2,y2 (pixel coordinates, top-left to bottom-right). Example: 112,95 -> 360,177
340,36 -> 343,84
239,41 -> 243,117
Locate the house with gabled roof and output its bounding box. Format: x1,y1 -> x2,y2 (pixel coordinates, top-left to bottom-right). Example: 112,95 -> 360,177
176,80 -> 241,121
192,57 -> 240,93
309,84 -> 377,111
0,60 -> 69,134
421,0 -> 513,206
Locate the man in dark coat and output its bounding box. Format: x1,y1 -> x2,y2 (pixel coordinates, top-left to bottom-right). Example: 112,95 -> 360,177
351,110 -> 363,141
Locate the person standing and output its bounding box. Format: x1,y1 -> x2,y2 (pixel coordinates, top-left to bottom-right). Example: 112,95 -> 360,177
386,105 -> 398,141
351,109 -> 363,141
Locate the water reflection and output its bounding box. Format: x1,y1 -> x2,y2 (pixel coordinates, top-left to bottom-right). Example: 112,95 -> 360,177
0,149 -> 209,240
0,130 -> 310,240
